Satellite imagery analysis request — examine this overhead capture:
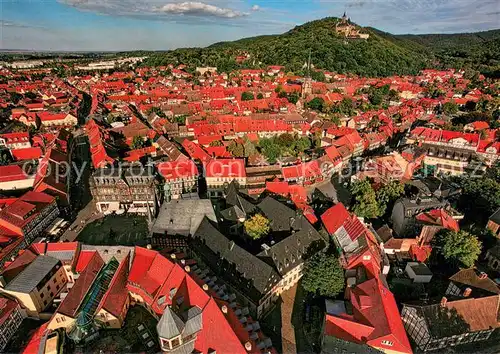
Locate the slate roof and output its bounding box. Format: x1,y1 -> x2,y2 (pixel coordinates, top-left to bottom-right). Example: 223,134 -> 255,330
257,196 -> 296,232
152,199 -> 217,236
192,217 -> 279,296
257,216 -> 326,276
5,255 -> 60,293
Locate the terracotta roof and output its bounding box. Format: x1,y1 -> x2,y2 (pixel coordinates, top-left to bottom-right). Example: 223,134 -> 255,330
321,203 -> 350,234
97,252 -> 130,318
449,269 -> 500,295
57,251 -> 104,318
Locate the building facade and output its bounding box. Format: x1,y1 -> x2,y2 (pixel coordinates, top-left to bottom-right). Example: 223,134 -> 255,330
0,296 -> 24,352
90,166 -> 158,215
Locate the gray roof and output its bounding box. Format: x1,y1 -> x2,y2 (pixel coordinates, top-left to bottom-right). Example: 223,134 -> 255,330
257,196 -> 296,232
183,306 -> 203,337
152,199 -> 217,236
257,216 -> 327,276
157,306 -> 185,339
490,208 -> 500,225
5,255 -> 60,293
409,262 -> 433,276
46,250 -> 76,262
193,217 -> 280,296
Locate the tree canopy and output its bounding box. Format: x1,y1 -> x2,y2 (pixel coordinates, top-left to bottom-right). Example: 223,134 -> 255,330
434,230 -> 482,268
302,252 -> 345,297
244,214 -> 270,240
350,179 -> 382,219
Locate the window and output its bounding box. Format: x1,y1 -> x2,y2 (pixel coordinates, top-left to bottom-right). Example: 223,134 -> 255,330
56,318 -> 60,323
381,340 -> 393,347
40,293 -> 44,299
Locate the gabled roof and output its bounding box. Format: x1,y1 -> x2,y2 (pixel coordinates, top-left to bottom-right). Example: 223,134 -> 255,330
57,252 -> 104,318
449,269 -> 500,295
321,203 -> 350,235
193,217 -> 279,297
97,252 -> 130,318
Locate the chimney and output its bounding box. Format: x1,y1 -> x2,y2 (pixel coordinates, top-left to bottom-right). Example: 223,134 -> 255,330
463,287 -> 472,297
440,297 -> 447,307
244,342 -> 252,352
479,272 -> 488,280
221,305 -> 228,314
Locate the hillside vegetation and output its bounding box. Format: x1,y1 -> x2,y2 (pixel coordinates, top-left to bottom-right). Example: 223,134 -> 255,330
142,18 -> 500,77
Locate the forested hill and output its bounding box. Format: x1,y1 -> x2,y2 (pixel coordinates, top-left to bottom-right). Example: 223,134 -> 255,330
141,18 -> 500,77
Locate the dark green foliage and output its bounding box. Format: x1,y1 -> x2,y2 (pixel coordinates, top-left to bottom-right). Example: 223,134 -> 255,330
376,181 -> 405,215
434,230 -> 482,268
302,252 -> 344,296
306,97 -> 325,112
241,91 -> 255,101
350,179 -> 381,219
442,101 -> 459,115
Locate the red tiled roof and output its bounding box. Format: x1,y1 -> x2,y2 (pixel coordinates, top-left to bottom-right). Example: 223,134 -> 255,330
97,252 -> 130,318
57,251 -> 104,318
75,250 -> 97,273
321,203 -> 350,234
157,160 -> 199,181
0,165 -> 30,183
204,159 -> 246,178
22,323 -> 49,354
11,147 -> 43,161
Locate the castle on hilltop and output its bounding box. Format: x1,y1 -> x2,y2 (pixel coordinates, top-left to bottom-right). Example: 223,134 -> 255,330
335,12 -> 370,40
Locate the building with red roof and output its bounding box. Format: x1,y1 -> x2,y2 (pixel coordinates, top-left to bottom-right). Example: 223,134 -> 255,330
10,147 -> 43,161
204,159 -> 246,198
320,204 -> 412,353
157,160 -> 199,199
0,132 -> 31,150
0,191 -> 59,244
0,164 -> 36,191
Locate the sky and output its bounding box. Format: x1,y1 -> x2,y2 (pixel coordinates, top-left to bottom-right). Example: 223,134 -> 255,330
0,0 -> 499,51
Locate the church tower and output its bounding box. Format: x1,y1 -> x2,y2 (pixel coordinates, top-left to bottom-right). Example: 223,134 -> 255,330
302,49 -> 313,99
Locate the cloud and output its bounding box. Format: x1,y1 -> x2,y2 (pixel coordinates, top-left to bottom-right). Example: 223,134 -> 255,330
158,2 -> 247,18
58,0 -> 249,19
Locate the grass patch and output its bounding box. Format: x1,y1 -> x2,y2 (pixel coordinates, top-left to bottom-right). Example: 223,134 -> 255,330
77,215 -> 149,246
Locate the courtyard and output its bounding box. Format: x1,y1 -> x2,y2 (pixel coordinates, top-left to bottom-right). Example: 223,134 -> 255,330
77,215 -> 149,246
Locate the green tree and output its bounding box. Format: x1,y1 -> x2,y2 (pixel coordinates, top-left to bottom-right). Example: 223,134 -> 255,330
244,214 -> 270,240
295,136 -> 311,153
131,136 -> 145,150
228,141 -> 245,157
350,179 -> 381,219
369,91 -> 383,106
257,93 -> 264,99
442,101 -> 459,115
306,97 -> 325,112
243,138 -> 257,157
376,181 -> 405,215
259,138 -> 282,164
209,140 -> 223,147
435,230 -> 482,268
241,91 -> 255,101
302,252 -> 344,297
